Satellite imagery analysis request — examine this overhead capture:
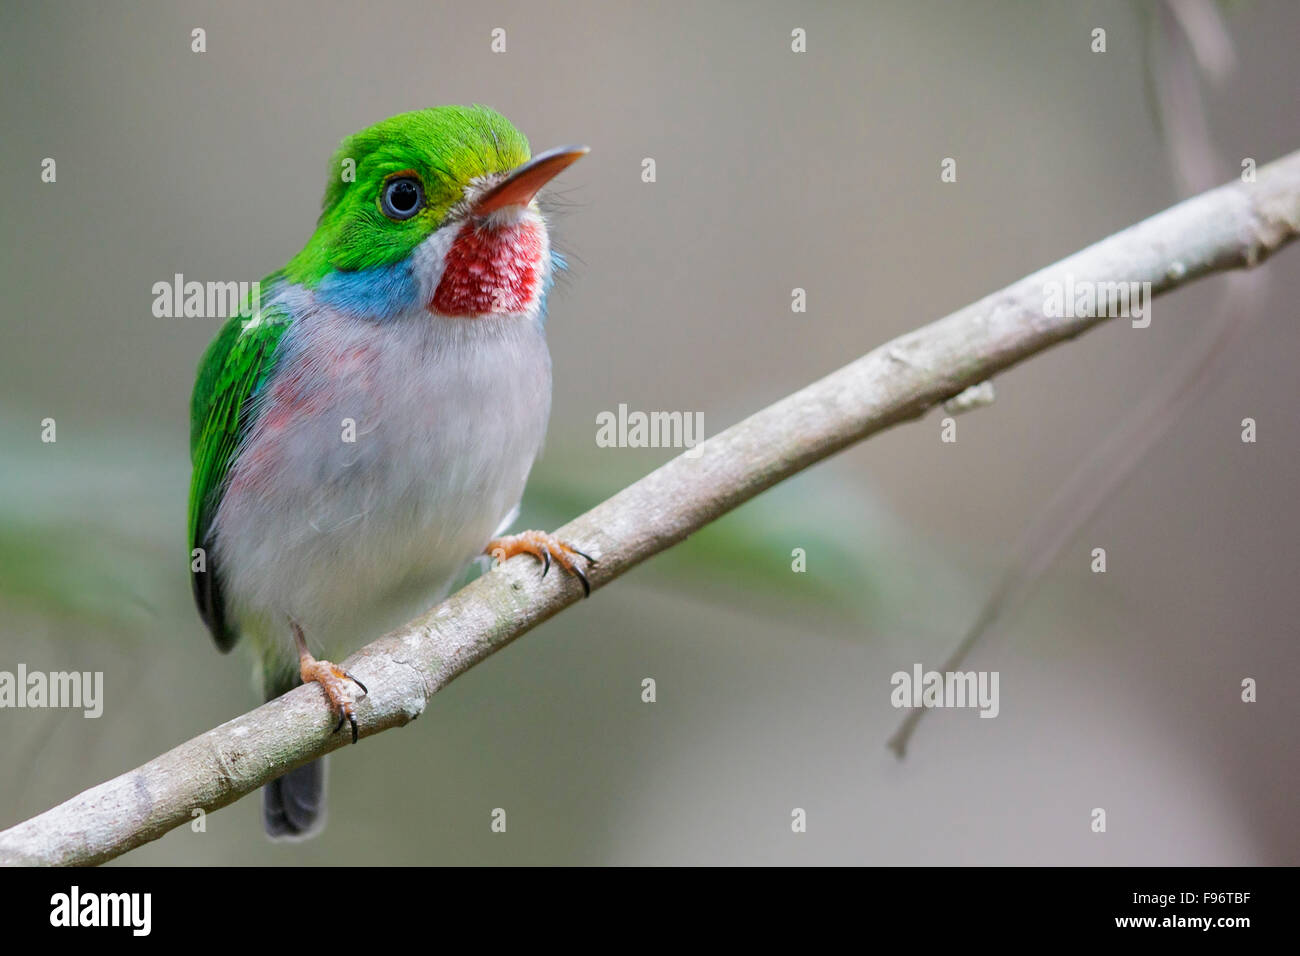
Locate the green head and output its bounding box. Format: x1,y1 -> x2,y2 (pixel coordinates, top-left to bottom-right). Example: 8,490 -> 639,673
283,106 -> 586,318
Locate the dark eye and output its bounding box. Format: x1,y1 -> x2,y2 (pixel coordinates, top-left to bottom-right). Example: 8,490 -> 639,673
381,177 -> 423,220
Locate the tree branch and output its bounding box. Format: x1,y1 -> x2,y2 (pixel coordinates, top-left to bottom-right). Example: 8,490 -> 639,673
4,152 -> 1299,866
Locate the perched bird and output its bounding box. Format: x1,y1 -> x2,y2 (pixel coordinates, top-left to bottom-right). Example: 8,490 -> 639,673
188,106 -> 592,838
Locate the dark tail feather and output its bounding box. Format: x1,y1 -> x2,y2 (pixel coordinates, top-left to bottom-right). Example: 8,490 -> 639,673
264,758 -> 327,839
262,663 -> 326,839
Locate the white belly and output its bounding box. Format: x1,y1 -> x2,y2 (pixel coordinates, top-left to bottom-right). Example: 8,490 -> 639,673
212,303 -> 551,662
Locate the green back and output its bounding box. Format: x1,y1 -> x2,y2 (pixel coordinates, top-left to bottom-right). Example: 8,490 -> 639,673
188,297 -> 291,650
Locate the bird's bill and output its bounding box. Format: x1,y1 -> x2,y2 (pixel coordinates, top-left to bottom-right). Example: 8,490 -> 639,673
471,145 -> 589,216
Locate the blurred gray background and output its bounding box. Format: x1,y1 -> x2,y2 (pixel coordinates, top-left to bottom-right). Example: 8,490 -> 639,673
1,0 -> 1296,864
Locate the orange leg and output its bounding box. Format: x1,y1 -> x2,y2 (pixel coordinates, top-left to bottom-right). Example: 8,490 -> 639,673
486,530 -> 598,596
291,620 -> 368,743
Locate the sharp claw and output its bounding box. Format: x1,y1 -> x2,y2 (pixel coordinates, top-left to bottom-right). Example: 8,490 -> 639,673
349,714 -> 359,744
496,534 -> 595,592
344,671 -> 368,696
334,713 -> 346,735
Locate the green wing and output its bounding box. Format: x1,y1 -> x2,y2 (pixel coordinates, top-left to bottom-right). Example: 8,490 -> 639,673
188,299 -> 292,651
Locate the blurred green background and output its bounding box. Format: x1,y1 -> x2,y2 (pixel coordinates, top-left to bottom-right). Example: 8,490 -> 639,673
1,0 -> 1296,864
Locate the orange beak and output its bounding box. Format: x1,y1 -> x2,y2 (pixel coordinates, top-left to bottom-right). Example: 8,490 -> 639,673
471,145 -> 589,216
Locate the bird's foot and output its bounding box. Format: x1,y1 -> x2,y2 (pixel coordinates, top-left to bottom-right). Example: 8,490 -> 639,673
291,621 -> 368,744
486,530 -> 598,597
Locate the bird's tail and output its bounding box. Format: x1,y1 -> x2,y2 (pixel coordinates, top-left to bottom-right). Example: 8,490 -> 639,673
262,667 -> 327,839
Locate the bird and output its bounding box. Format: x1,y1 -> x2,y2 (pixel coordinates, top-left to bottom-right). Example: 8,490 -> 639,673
187,106 -> 593,839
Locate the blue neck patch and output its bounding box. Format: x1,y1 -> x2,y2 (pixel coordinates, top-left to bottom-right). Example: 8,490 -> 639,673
315,258 -> 421,320
538,250 -> 566,326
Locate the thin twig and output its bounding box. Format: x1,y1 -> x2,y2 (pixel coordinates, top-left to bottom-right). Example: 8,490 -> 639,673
886,270 -> 1263,757
889,1 -> 1256,756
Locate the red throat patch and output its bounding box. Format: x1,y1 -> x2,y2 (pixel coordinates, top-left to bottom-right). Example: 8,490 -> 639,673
431,219 -> 545,317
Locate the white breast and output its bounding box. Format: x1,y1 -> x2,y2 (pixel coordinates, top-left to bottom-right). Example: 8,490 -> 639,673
212,300 -> 552,661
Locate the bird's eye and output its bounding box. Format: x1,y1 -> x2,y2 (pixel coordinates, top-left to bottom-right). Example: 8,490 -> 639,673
381,177 -> 423,220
